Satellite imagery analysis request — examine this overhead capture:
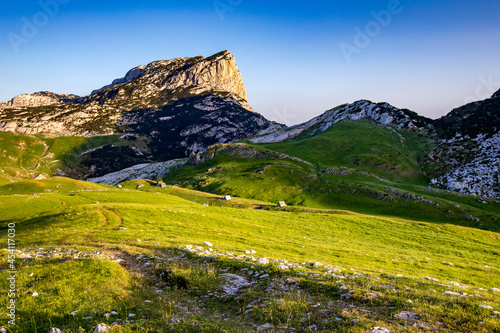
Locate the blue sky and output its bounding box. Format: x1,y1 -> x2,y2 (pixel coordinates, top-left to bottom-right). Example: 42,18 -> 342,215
0,0 -> 499,124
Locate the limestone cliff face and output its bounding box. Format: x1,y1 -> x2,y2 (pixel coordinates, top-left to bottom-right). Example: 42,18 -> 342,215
0,91 -> 79,110
0,50 -> 254,137
83,50 -> 251,111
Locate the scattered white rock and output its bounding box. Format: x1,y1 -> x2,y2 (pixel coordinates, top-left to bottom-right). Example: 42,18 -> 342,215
0,329 -> 6,333
424,277 -> 440,282
444,291 -> 460,296
128,313 -> 136,317
110,311 -> 118,315
257,323 -> 274,332
277,263 -> 289,270
245,250 -> 256,254
450,281 -> 467,288
32,292 -> 39,297
370,328 -> 391,333
479,304 -> 493,310
49,328 -> 64,333
94,323 -> 110,333
260,274 -> 270,279
220,274 -> 251,295
393,311 -> 420,320
70,311 -> 78,316
312,262 -> 323,268
492,288 -> 500,293
203,242 -> 213,247
257,258 -> 269,265
432,133 -> 500,198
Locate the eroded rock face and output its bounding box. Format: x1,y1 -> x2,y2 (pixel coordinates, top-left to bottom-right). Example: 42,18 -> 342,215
0,50 -> 253,137
0,91 -> 79,110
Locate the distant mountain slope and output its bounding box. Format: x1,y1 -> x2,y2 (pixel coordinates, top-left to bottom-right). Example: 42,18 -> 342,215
250,100 -> 432,143
433,94 -> 500,139
246,91 -> 500,198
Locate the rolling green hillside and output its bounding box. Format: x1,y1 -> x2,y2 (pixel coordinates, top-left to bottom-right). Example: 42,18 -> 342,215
0,132 -> 140,185
258,121 -> 432,184
164,130 -> 498,232
0,178 -> 499,332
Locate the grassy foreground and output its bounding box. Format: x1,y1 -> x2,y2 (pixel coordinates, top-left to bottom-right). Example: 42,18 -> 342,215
0,177 -> 499,332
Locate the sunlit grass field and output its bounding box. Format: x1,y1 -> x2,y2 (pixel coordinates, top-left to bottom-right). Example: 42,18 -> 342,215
0,178 -> 498,332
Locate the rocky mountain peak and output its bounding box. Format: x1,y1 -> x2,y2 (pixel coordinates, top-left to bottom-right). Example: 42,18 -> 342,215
250,99 -> 432,143
92,65 -> 147,94
85,50 -> 251,111
0,51 -> 256,137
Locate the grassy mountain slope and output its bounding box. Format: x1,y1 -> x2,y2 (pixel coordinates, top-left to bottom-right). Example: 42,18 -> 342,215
0,178 -> 499,332
0,131 -> 158,184
164,122 -> 498,232
258,121 -> 432,184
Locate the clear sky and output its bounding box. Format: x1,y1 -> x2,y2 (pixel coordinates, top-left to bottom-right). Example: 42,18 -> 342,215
1,0 -> 499,125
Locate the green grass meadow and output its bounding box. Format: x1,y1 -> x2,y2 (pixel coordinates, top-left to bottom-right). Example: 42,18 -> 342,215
0,178 -> 498,332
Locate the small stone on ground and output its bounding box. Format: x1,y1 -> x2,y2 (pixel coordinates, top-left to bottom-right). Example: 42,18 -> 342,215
393,311 -> 420,320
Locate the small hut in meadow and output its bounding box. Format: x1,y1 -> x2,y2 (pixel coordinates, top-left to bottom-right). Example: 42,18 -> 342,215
156,182 -> 167,188
277,201 -> 287,208
222,195 -> 232,201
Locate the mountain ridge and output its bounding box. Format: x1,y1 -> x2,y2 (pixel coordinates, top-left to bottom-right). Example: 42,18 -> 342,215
0,91 -> 80,109
0,50 -> 254,137
0,51 -> 499,198
250,99 -> 433,144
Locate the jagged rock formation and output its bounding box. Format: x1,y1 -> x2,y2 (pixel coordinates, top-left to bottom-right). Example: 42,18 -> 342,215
428,91 -> 500,197
0,50 -> 255,137
0,91 -> 79,110
91,65 -> 147,94
250,99 -> 432,143
430,133 -> 500,198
